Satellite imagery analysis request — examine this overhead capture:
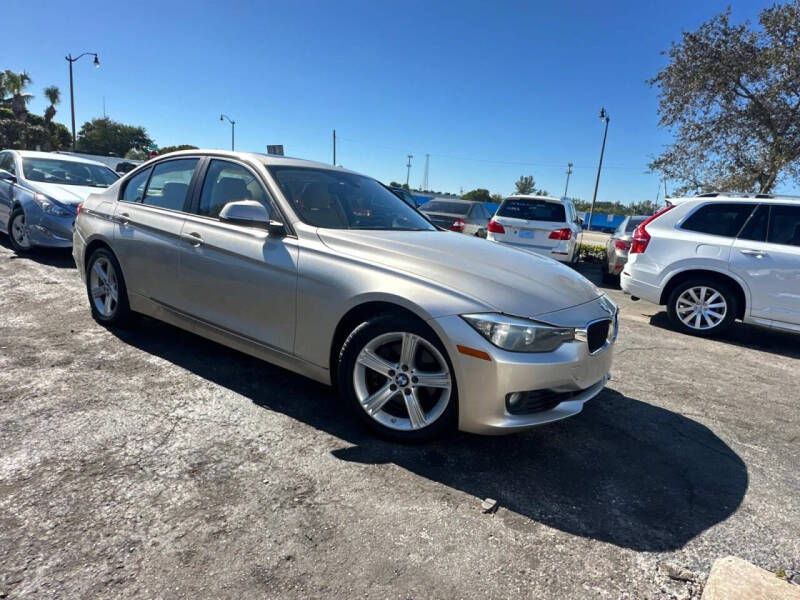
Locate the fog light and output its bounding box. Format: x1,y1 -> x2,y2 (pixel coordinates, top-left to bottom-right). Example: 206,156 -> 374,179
506,392 -> 523,411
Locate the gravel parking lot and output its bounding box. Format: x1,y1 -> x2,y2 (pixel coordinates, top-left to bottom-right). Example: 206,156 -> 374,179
1,239 -> 798,599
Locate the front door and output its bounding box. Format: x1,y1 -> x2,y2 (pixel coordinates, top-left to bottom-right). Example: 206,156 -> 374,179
176,159 -> 298,353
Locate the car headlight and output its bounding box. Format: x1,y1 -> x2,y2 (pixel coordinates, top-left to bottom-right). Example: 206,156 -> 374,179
33,193 -> 71,217
461,313 -> 575,353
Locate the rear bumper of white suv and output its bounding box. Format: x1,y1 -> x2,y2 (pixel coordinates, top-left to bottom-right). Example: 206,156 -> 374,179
620,267 -> 662,304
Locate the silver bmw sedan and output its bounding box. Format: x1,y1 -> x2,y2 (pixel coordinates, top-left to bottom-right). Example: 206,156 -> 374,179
73,150 -> 617,442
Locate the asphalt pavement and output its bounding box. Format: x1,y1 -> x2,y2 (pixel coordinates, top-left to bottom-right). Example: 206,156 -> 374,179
1,240 -> 798,599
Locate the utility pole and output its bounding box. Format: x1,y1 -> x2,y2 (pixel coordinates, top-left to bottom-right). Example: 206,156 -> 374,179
332,130 -> 336,165
588,108 -> 610,232
405,154 -> 413,187
65,52 -> 100,151
563,162 -> 573,198
421,153 -> 430,190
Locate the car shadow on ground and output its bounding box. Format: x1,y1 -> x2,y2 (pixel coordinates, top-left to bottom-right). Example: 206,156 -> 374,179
648,311 -> 800,360
0,236 -> 75,269
113,317 -> 748,553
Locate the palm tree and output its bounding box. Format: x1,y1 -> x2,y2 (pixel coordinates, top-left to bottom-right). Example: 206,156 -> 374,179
43,85 -> 61,125
3,70 -> 34,120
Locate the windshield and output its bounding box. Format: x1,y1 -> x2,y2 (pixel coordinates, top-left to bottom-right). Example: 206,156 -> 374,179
420,200 -> 471,215
22,158 -> 119,188
497,198 -> 566,222
268,166 -> 435,231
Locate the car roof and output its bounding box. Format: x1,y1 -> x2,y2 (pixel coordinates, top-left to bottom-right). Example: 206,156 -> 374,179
149,149 -> 361,175
669,193 -> 800,206
504,194 -> 565,203
10,149 -> 110,168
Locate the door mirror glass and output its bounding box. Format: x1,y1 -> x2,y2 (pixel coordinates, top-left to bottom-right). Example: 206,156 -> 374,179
0,169 -> 17,183
219,200 -> 270,228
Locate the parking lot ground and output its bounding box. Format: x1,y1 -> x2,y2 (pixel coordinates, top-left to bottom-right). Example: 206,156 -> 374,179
1,241 -> 798,599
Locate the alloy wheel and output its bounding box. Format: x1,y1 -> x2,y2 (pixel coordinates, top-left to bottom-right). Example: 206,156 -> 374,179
675,286 -> 727,331
11,213 -> 31,249
89,256 -> 119,317
353,331 -> 451,431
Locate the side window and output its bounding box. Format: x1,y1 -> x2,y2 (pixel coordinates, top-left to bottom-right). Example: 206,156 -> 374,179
122,168 -> 152,203
767,204 -> 800,247
0,153 -> 14,174
737,204 -> 768,242
681,203 -> 756,238
142,159 -> 198,211
197,160 -> 271,219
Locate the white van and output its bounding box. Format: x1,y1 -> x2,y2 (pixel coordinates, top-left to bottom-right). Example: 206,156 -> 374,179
486,195 -> 581,263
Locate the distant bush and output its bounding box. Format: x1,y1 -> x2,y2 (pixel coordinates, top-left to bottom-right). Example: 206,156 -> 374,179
578,243 -> 606,263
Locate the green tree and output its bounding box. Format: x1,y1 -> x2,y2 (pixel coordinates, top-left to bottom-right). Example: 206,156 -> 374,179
76,117 -> 154,157
125,148 -> 150,160
43,85 -> 60,126
2,70 -> 34,120
462,188 -> 492,203
649,2 -> 800,194
158,144 -> 198,155
490,193 -> 503,203
514,175 -> 535,195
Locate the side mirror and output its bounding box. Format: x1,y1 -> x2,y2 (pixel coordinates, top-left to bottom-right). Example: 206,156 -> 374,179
0,170 -> 17,184
219,200 -> 270,229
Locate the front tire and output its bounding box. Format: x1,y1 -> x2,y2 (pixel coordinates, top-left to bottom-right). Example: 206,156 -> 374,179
8,208 -> 33,253
337,315 -> 458,442
667,279 -> 736,336
86,248 -> 133,327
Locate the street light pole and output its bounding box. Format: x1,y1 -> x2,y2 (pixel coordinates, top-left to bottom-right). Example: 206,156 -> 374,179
563,162 -> 573,198
220,114 -> 236,151
65,52 -> 100,152
588,108 -> 610,232
405,154 -> 413,187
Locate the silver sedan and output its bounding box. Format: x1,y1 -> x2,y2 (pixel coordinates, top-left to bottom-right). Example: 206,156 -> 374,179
603,215 -> 647,283
73,150 -> 617,441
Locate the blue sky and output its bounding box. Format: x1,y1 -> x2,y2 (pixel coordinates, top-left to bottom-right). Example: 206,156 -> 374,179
3,0 -> 787,203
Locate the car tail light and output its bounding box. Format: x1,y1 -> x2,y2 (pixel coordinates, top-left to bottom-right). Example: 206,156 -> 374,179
548,228 -> 572,240
614,239 -> 631,251
487,219 -> 505,234
630,205 -> 676,254
76,202 -> 84,215
451,218 -> 466,233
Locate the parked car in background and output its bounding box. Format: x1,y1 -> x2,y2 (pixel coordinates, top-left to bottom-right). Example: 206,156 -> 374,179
419,199 -> 491,237
0,150 -> 119,252
56,151 -> 142,175
602,215 -> 648,283
486,195 -> 581,263
621,195 -> 800,336
388,186 -> 420,208
73,150 -> 617,441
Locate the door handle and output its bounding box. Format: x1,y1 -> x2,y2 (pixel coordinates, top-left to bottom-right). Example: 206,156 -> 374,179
181,231 -> 204,247
740,249 -> 767,258
119,212 -> 131,226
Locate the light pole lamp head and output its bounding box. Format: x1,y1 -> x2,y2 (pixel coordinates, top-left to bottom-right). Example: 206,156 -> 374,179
220,114 -> 224,121
599,107 -> 609,121
93,55 -> 100,68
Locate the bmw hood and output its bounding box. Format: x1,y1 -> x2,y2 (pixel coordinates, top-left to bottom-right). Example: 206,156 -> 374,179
27,181 -> 104,207
317,229 -> 601,318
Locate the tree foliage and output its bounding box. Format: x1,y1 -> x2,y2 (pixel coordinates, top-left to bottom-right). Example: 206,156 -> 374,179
462,188 -> 492,203
158,144 -> 198,155
77,117 -> 154,157
649,2 -> 800,194
514,175 -> 548,196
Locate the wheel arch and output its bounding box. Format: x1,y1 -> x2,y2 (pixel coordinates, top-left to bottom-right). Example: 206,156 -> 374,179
328,300 -> 435,388
83,236 -> 117,271
659,269 -> 747,320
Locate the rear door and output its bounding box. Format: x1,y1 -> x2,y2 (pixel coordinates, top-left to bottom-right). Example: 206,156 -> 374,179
0,152 -> 18,228
492,197 -> 569,252
730,203 -> 800,325
112,157 -> 200,307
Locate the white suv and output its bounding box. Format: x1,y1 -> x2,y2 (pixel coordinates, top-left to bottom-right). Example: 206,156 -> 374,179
486,195 -> 581,263
621,194 -> 800,336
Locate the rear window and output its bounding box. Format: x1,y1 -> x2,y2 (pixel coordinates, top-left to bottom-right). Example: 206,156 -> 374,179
768,204 -> 800,246
625,217 -> 646,233
680,203 -> 756,238
420,200 -> 470,215
497,198 -> 566,222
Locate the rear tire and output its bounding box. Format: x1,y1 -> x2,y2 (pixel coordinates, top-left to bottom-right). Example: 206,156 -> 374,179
8,208 -> 33,253
667,279 -> 737,337
337,315 -> 458,442
86,247 -> 133,327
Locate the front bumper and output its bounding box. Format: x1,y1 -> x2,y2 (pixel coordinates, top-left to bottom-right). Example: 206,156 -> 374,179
25,208 -> 76,248
429,299 -> 617,435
